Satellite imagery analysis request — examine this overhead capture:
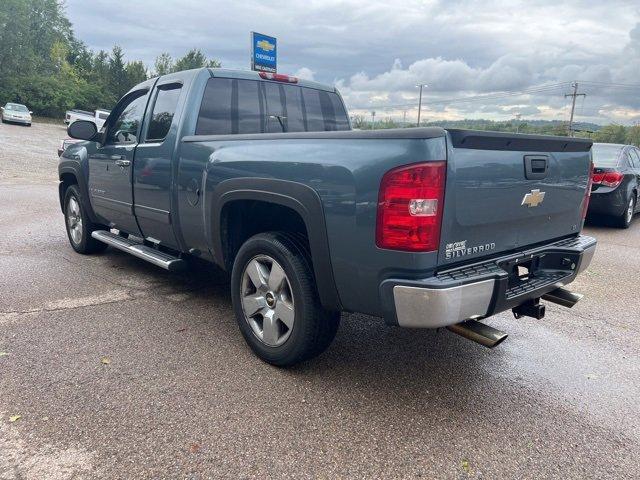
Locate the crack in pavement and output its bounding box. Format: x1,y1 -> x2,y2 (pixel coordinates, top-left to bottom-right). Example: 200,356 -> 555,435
0,290 -> 138,317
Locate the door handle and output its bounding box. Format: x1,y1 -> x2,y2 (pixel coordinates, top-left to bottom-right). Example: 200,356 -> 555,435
114,159 -> 131,167
110,155 -> 126,160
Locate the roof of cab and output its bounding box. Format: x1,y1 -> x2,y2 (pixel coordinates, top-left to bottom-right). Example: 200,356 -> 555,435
126,67 -> 339,98
207,67 -> 337,93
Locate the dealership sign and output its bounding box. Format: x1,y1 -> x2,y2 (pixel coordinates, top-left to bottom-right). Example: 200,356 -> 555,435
251,32 -> 277,73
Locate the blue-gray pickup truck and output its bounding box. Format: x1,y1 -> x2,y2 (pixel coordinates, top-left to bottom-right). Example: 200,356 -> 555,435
59,67 -> 596,366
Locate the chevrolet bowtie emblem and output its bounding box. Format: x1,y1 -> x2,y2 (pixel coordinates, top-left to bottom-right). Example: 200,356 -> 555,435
521,189 -> 546,207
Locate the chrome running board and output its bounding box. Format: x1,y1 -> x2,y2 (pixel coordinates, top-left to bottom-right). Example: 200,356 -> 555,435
91,230 -> 186,272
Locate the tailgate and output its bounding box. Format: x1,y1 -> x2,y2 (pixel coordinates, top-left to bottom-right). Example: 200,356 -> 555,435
438,129 -> 592,266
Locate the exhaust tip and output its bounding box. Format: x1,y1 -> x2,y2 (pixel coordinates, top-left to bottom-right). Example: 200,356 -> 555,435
447,319 -> 508,349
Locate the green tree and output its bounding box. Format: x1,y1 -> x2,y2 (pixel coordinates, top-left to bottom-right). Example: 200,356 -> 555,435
125,61 -> 148,87
626,125 -> 640,147
154,53 -> 174,76
174,48 -> 220,71
108,45 -> 129,99
593,124 -> 627,144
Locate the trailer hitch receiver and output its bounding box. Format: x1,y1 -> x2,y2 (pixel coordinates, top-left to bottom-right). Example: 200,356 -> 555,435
512,298 -> 546,320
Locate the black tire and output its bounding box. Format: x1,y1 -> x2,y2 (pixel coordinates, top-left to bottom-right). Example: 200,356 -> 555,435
231,231 -> 340,367
615,195 -> 635,229
63,184 -> 108,254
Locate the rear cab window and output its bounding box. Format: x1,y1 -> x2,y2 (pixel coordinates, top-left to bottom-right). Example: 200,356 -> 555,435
195,76 -> 349,136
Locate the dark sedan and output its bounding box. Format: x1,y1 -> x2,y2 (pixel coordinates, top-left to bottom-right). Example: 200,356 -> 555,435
587,143 -> 640,228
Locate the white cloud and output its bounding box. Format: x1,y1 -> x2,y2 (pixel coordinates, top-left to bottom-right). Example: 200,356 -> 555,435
293,67 -> 315,81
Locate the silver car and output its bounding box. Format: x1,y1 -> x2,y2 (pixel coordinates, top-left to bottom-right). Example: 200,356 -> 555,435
1,103 -> 32,126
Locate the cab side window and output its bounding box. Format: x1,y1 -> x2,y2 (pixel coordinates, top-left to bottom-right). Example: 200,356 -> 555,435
106,91 -> 148,145
146,84 -> 182,142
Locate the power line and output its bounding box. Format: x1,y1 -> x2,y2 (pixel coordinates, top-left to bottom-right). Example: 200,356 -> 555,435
577,80 -> 640,89
347,80 -> 640,112
347,82 -> 571,111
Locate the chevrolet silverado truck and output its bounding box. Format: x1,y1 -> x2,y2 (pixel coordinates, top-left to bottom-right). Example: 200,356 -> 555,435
59,67 -> 596,366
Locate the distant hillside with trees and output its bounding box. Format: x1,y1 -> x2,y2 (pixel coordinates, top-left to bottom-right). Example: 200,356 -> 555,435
351,116 -> 640,146
0,0 -> 220,117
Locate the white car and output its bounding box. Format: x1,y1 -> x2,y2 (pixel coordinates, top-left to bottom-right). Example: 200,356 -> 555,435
64,109 -> 110,130
1,103 -> 32,126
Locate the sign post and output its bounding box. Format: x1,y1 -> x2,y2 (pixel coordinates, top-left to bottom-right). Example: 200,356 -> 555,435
251,32 -> 277,73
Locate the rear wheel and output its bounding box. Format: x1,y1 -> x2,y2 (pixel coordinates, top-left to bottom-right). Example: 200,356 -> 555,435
230,232 -> 340,367
64,185 -> 108,254
616,196 -> 635,229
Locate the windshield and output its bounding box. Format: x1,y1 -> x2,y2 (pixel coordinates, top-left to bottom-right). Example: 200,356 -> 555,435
592,144 -> 623,168
5,104 -> 28,112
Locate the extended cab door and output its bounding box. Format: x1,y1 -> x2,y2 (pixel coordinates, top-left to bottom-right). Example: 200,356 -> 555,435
132,79 -> 184,248
88,89 -> 150,235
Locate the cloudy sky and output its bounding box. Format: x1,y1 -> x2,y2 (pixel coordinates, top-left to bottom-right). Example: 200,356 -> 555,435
66,0 -> 640,125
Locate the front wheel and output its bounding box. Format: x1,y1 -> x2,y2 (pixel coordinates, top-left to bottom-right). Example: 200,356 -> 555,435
64,185 -> 108,254
231,232 -> 340,367
616,196 -> 635,229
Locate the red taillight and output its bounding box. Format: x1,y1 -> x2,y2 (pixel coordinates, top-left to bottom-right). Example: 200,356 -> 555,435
601,171 -> 624,188
581,162 -> 594,220
258,72 -> 298,83
592,169 -> 623,188
376,162 -> 446,252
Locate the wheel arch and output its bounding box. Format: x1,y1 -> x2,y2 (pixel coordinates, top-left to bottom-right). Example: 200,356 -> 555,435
207,178 -> 341,311
58,165 -> 100,223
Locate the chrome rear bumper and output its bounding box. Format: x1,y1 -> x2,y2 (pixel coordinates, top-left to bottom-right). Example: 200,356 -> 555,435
384,235 -> 596,329
393,279 -> 495,329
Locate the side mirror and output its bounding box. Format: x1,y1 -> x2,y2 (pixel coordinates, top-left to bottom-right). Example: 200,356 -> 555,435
67,120 -> 98,141
0,107 -> 4,111
29,111 -> 33,114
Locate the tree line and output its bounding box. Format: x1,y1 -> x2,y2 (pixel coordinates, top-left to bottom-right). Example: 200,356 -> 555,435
351,115 -> 640,146
0,0 -> 220,117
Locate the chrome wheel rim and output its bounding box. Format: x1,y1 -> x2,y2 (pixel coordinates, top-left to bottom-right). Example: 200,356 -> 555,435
240,255 -> 295,347
67,196 -> 83,245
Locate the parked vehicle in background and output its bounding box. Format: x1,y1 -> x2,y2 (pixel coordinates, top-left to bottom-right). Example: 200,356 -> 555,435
58,67 -> 596,367
1,103 -> 32,126
58,138 -> 82,157
64,109 -> 110,130
587,143 -> 640,228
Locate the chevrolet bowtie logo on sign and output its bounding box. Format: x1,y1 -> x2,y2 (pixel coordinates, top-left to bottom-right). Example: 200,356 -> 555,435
256,39 -> 275,52
521,189 -> 546,207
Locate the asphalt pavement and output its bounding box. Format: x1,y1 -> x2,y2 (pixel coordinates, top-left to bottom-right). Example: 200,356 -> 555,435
1,120 -> 639,479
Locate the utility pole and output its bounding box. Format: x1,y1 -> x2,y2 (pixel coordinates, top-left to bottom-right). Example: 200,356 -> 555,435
514,113 -> 522,133
371,111 -> 376,130
416,84 -> 427,127
565,82 -> 586,137
402,110 -> 407,126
